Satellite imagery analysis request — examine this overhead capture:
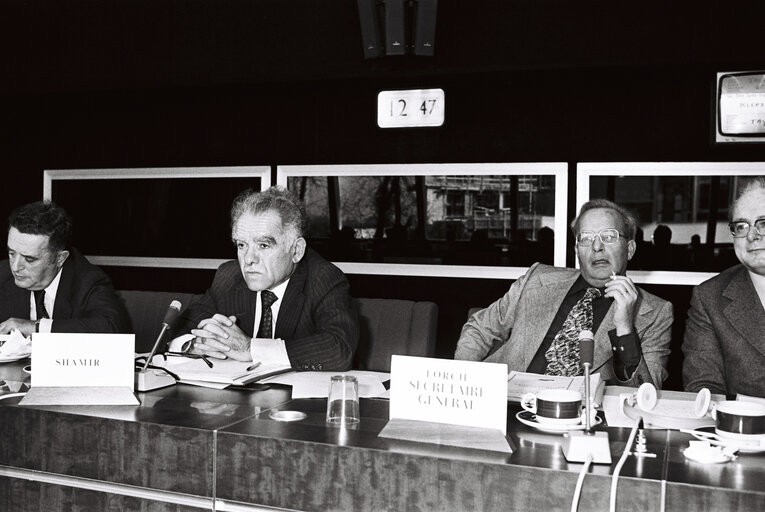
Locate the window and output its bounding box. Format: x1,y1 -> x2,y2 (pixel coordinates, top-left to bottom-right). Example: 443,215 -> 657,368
44,167 -> 271,269
278,163 -> 567,279
577,162 -> 765,284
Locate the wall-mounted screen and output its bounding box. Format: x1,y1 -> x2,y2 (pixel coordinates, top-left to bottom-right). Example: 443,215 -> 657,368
716,71 -> 765,143
577,162 -> 765,285
45,167 -> 271,269
278,163 -> 568,279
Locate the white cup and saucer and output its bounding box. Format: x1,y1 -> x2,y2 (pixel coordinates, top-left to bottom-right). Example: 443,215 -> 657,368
517,389 -> 601,433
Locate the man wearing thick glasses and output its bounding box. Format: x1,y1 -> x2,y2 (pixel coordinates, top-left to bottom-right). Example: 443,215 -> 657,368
683,177 -> 765,397
455,199 -> 673,388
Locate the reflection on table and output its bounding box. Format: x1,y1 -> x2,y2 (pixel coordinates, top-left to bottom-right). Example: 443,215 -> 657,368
1,359 -> 763,511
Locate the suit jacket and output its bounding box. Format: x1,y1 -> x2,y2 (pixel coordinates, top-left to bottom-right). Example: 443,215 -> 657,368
455,263 -> 673,388
174,247 -> 359,371
0,248 -> 131,334
682,264 -> 765,397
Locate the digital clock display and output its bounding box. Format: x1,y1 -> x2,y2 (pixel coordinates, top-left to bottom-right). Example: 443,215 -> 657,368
377,88 -> 445,128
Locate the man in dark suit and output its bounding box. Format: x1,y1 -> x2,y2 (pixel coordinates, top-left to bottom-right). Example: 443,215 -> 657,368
683,177 -> 765,397
456,199 -> 673,388
175,186 -> 359,371
0,201 -> 130,335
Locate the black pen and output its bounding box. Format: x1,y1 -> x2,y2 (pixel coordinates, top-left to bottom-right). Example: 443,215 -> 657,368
232,361 -> 262,381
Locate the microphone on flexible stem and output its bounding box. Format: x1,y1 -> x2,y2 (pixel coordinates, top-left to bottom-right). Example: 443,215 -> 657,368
579,329 -> 595,434
561,329 -> 611,463
136,300 -> 182,392
141,300 -> 182,371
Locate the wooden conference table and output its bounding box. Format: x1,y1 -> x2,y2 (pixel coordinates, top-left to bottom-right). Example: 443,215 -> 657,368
1,359 -> 764,512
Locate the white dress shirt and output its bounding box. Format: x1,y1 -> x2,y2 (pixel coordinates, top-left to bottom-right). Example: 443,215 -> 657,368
252,278 -> 290,336
749,271 -> 765,312
29,267 -> 63,333
250,278 -> 291,366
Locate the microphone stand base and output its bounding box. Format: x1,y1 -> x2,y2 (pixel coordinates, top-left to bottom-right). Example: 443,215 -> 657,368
562,430 -> 612,464
135,369 -> 176,392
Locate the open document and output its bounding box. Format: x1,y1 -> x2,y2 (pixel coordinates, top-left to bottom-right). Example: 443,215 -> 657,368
154,356 -> 291,387
506,371 -> 604,406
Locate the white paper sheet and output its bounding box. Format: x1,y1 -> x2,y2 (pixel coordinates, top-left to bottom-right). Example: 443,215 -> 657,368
262,370 -> 389,398
155,355 -> 290,386
0,330 -> 31,362
507,371 -> 604,406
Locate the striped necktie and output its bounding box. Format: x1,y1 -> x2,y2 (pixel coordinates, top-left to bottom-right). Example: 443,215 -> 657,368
256,290 -> 278,338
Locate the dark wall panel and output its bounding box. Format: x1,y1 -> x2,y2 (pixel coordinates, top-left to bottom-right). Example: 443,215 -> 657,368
3,1 -> 765,392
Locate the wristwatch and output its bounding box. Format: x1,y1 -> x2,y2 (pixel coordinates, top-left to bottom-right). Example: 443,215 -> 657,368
35,320 -> 40,333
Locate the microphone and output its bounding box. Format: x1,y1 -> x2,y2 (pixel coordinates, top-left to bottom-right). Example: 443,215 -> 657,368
562,329 -> 611,464
579,330 -> 595,433
141,300 -> 182,372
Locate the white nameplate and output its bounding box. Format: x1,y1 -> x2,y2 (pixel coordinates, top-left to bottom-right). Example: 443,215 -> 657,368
389,355 -> 508,434
31,333 -> 135,388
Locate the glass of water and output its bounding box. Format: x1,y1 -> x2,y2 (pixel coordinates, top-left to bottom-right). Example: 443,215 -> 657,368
326,375 -> 360,426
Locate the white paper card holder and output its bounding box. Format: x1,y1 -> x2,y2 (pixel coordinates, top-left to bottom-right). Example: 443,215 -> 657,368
388,355 -> 508,434
19,333 -> 139,406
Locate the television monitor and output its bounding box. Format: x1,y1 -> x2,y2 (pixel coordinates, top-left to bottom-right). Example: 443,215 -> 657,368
715,71 -> 765,143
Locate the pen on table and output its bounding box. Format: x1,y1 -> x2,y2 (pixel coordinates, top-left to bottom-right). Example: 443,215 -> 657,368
232,361 -> 262,381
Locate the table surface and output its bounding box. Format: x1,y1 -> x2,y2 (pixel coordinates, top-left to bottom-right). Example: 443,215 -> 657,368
1,358 -> 764,512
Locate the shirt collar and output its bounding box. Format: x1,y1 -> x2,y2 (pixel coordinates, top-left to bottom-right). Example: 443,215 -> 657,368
571,274 -> 606,298
263,278 -> 290,303
748,270 -> 765,308
44,266 -> 63,301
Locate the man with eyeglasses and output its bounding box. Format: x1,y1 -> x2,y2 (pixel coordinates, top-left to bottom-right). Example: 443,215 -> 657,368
683,177 -> 765,397
455,199 -> 673,388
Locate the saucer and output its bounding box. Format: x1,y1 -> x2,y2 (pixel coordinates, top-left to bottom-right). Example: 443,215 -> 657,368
516,411 -> 602,434
715,431 -> 765,454
0,354 -> 30,364
683,443 -> 734,464
269,410 -> 307,422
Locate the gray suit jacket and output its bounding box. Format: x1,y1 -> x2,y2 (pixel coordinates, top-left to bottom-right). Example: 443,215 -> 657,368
682,264 -> 765,397
455,263 -> 673,388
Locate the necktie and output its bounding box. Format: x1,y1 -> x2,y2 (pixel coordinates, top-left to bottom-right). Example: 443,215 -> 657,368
33,289 -> 49,320
256,290 -> 278,338
544,287 -> 601,377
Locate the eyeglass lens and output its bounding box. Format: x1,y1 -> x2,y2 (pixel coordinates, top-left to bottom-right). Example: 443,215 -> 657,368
729,219 -> 765,238
578,229 -> 620,245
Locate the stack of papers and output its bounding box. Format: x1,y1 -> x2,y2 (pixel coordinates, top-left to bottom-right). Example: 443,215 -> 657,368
506,371 -> 604,406
0,330 -> 32,363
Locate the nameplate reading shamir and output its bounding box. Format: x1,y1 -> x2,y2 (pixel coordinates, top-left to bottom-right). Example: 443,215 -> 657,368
55,358 -> 101,366
31,333 -> 135,388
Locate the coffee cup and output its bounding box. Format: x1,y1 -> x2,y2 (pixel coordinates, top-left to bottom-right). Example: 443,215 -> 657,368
711,400 -> 765,441
521,389 -> 583,425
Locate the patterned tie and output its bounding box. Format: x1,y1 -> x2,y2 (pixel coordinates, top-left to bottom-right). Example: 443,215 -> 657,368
544,287 -> 601,377
256,290 -> 278,338
33,289 -> 49,320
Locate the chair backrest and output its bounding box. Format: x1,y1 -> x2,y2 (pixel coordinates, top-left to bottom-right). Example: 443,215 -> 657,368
352,298 -> 438,372
117,290 -> 202,352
